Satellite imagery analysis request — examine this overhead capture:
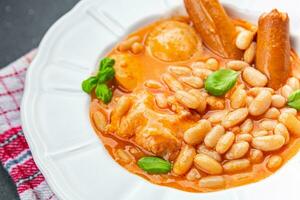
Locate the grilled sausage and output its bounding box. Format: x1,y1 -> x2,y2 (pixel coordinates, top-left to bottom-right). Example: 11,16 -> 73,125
184,0 -> 243,59
256,9 -> 291,89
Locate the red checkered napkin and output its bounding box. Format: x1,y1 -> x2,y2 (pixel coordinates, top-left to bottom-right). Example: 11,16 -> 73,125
0,50 -> 57,200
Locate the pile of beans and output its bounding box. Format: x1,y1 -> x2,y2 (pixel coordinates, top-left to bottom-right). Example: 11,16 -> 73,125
141,56 -> 300,188
118,36 -> 144,54
235,26 -> 257,64
91,22 -> 300,190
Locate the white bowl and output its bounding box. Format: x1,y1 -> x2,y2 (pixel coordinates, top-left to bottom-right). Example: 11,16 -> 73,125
21,0 -> 300,199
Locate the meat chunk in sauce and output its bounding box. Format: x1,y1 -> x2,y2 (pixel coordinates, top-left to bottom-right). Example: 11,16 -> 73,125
109,91 -> 184,158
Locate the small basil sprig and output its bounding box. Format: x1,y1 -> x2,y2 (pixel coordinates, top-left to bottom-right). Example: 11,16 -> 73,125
205,69 -> 238,96
288,90 -> 300,110
137,156 -> 171,174
97,67 -> 115,83
82,57 -> 115,104
95,84 -> 113,104
82,76 -> 98,94
100,57 -> 115,71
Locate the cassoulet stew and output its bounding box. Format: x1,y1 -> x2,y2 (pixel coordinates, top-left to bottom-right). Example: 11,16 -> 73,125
82,0 -> 300,192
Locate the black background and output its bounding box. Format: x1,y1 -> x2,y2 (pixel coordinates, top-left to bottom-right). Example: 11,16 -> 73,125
0,0 -> 79,199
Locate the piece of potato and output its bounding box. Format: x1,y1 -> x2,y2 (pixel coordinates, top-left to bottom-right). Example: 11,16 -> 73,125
146,20 -> 200,62
110,53 -> 141,92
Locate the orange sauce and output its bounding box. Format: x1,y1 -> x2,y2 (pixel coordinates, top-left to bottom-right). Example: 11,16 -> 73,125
89,18 -> 300,192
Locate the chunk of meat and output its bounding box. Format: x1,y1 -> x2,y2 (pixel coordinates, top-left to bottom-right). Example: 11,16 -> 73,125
109,91 -> 183,157
184,0 -> 243,59
256,9 -> 291,89
146,21 -> 200,62
135,123 -> 180,157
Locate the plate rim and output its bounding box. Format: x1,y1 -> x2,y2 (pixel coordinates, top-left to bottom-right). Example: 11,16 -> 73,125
20,1 -> 99,199
20,0 -> 300,199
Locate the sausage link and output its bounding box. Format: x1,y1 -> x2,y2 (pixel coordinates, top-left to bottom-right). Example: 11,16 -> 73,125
256,9 -> 291,89
184,0 -> 243,59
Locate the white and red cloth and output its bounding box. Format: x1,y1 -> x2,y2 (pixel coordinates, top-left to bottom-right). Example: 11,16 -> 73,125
0,50 -> 57,200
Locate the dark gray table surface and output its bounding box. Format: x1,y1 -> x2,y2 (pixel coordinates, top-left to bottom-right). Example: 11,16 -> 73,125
0,0 -> 79,199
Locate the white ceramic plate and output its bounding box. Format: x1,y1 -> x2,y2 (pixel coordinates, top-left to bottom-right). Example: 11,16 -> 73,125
21,0 -> 300,199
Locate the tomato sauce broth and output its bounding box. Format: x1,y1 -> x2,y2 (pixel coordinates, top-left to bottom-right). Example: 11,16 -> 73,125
89,17 -> 300,192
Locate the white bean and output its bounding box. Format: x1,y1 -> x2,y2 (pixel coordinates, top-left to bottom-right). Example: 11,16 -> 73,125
279,113 -> 300,137
267,155 -> 283,170
206,58 -> 219,71
249,90 -> 272,116
243,42 -> 256,64
242,67 -> 268,87
193,68 -> 213,79
246,96 -> 254,106
259,120 -> 278,131
131,42 -> 144,54
240,119 -> 254,133
207,96 -> 225,110
264,107 -> 280,119
223,159 -> 250,173
184,120 -> 212,145
194,153 -> 223,175
230,87 -> 247,109
225,141 -> 250,160
248,87 -> 274,96
118,36 -> 141,51
179,76 -> 203,88
197,145 -> 222,162
280,108 -> 297,116
168,65 -> 191,76
175,90 -> 201,109
93,111 -> 107,132
249,149 -> 264,163
190,61 -> 206,70
186,168 -> 201,181
115,149 -> 134,164
281,85 -> 293,99
162,73 -> 183,92
236,26 -> 246,32
252,130 -> 269,137
226,60 -> 249,71
236,133 -> 253,142
207,110 -> 229,124
251,135 -> 285,151
155,93 -> 168,108
204,125 -> 225,148
274,123 -> 290,144
236,30 -> 254,50
216,132 -> 235,154
199,176 -> 225,189
287,77 -> 300,91
144,80 -> 163,89
173,145 -> 196,175
271,95 -> 286,108
221,108 -> 249,128
188,89 -> 207,113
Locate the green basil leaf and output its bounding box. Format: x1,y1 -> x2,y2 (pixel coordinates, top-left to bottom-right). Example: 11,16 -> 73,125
81,76 -> 98,94
97,67 -> 115,83
137,156 -> 171,174
100,57 -> 115,71
205,69 -> 238,96
95,83 -> 113,104
288,90 -> 300,110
